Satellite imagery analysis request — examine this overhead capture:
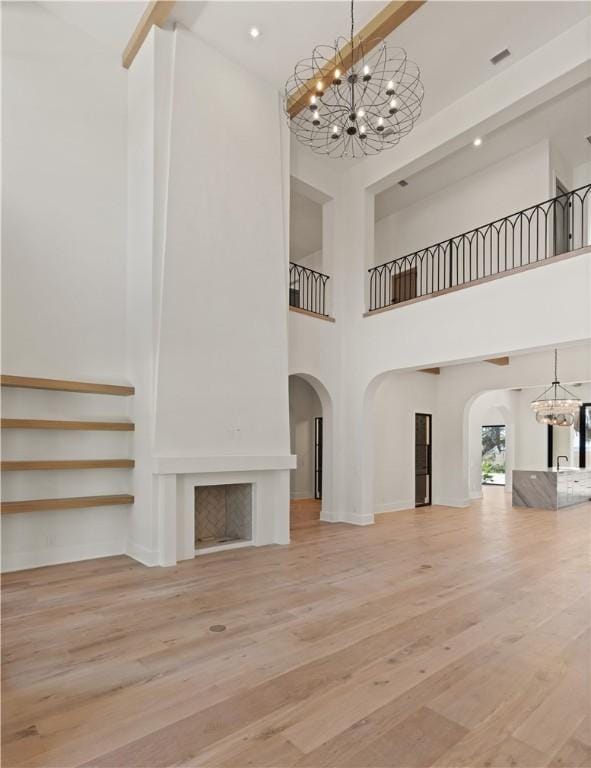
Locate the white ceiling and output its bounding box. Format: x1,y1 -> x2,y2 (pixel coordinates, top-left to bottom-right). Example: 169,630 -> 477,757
41,2 -> 590,125
173,1 -> 590,121
40,1 -> 146,53
375,79 -> 591,220
39,0 -> 591,189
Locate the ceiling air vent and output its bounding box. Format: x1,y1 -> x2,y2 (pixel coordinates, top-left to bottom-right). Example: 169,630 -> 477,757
398,179 -> 409,187
490,48 -> 510,65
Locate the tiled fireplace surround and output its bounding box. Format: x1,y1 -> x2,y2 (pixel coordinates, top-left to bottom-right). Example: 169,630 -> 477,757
152,456 -> 294,566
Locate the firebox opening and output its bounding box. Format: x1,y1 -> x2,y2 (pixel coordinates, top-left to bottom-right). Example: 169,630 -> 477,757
194,483 -> 253,550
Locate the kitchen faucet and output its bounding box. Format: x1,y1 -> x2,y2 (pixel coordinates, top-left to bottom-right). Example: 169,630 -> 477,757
556,455 -> 569,471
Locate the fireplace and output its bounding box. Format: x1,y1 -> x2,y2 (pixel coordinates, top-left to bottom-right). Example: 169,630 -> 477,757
194,483 -> 253,550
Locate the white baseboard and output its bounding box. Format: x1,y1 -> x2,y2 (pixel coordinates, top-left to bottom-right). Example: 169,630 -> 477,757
126,540 -> 158,567
320,510 -> 337,522
348,513 -> 375,526
433,497 -> 471,508
374,500 -> 414,514
1,539 -> 126,573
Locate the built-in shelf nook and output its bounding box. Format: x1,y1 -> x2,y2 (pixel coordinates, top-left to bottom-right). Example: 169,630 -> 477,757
0,375 -> 135,514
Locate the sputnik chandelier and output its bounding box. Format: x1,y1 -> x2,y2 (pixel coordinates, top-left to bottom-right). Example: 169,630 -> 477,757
284,0 -> 424,159
530,349 -> 582,427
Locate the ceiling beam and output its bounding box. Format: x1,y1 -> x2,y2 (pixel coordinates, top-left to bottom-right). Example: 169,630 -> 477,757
287,0 -> 426,118
122,1 -> 175,70
419,367 -> 440,375
485,357 -> 510,366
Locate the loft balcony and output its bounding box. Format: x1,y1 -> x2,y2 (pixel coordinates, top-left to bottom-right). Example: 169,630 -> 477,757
289,262 -> 333,321
367,184 -> 591,314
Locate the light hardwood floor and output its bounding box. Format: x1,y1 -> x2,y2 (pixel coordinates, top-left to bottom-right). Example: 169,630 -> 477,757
2,487 -> 590,767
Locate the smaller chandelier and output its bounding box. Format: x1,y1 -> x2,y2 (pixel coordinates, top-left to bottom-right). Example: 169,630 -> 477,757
284,0 -> 424,159
530,349 -> 581,426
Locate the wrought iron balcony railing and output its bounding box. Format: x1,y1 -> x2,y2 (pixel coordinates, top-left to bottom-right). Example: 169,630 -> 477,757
289,262 -> 330,317
368,183 -> 591,312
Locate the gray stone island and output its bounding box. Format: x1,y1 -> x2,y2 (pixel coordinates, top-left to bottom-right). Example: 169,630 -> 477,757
512,468 -> 591,510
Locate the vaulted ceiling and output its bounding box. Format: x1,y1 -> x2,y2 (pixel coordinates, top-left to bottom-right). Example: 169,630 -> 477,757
43,0 -> 590,129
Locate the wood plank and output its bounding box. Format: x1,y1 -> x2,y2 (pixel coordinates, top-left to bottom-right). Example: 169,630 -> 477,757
290,498 -> 321,528
0,495 -> 134,514
122,1 -> 175,69
1,488 -> 589,767
0,375 -> 134,396
287,0 -> 426,118
1,460 -> 135,471
485,357 -> 510,366
1,419 -> 134,431
419,367 -> 440,375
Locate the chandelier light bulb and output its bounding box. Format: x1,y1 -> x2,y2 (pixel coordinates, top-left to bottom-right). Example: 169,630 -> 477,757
316,81 -> 324,97
333,68 -> 342,85
359,124 -> 367,138
309,94 -> 318,111
376,116 -> 385,132
386,80 -> 395,95
363,64 -> 371,81
389,98 -> 398,114
331,125 -> 340,139
357,108 -> 365,118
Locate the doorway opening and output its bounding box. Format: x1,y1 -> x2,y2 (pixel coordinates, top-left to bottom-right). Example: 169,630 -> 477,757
481,424 -> 506,485
554,178 -> 571,256
314,416 -> 323,500
289,374 -> 330,528
415,413 -> 432,507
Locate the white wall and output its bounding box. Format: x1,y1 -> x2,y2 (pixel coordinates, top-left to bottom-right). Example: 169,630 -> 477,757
1,3 -> 130,571
375,141 -> 550,265
289,376 -> 322,499
372,372 -> 437,513
153,29 -> 290,460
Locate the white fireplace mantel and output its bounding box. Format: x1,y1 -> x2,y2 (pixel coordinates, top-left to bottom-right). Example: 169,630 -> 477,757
151,456 -> 295,568
153,455 -> 296,475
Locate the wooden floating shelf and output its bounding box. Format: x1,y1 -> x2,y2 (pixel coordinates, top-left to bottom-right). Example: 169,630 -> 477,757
0,495 -> 134,514
1,459 -> 135,471
1,419 -> 134,431
0,375 -> 134,396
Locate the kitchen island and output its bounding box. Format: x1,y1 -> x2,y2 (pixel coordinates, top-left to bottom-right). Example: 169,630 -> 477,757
512,468 -> 591,509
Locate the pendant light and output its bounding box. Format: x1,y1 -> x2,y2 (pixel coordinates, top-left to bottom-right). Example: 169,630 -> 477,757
530,349 -> 581,426
284,0 -> 424,158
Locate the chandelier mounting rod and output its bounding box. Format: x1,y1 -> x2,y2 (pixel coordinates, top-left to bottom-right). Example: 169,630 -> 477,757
286,0 -> 426,118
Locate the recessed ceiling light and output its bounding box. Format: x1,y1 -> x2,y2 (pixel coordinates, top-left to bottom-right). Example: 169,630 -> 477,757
249,27 -> 260,38
473,137 -> 483,147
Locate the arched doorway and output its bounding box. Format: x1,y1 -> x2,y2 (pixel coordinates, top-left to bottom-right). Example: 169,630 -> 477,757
288,373 -> 333,527
465,389 -> 516,501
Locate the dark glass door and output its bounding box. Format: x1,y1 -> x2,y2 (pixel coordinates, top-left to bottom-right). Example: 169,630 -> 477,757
314,416 -> 323,500
415,413 -> 432,507
554,180 -> 572,256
